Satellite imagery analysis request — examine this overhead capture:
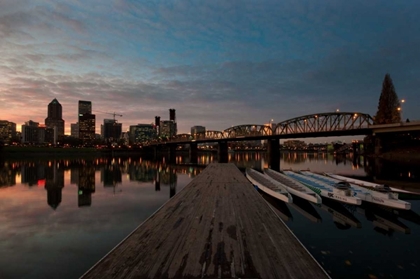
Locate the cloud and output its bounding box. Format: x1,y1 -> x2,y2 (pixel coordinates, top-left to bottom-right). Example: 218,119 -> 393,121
1,0 -> 420,134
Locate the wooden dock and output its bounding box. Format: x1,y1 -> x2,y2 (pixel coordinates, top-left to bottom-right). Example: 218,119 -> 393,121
81,163 -> 329,279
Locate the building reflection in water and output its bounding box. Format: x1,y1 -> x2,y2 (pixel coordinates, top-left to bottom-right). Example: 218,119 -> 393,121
155,171 -> 160,191
21,162 -> 46,187
0,161 -> 17,187
8,153 -> 419,209
44,162 -> 64,210
77,160 -> 95,207
101,159 -> 122,193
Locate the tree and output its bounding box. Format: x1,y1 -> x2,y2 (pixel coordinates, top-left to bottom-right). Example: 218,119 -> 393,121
374,73 -> 401,124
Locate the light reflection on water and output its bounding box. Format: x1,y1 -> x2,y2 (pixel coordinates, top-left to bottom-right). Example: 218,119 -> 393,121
0,152 -> 419,279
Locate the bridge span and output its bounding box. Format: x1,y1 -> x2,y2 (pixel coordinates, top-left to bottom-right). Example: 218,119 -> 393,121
144,111 -> 420,169
149,112 -> 375,145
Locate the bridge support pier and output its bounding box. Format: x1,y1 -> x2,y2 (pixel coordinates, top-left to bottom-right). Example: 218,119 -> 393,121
218,141 -> 228,163
168,144 -> 177,164
374,136 -> 382,156
189,142 -> 198,164
267,139 -> 280,172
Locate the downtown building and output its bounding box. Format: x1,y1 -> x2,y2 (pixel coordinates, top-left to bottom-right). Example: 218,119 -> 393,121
0,120 -> 17,143
78,100 -> 96,142
102,119 -> 122,142
21,120 -> 40,144
156,109 -> 177,138
129,124 -> 157,144
21,121 -> 55,144
70,123 -> 79,138
45,98 -> 65,143
191,125 -> 206,135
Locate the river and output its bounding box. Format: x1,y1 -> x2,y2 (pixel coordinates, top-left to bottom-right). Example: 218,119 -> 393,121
0,152 -> 419,279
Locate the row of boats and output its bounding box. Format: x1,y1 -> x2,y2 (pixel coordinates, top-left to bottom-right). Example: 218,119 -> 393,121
245,168 -> 413,210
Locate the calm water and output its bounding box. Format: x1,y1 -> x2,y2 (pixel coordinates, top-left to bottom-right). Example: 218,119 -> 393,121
1,152 -> 420,279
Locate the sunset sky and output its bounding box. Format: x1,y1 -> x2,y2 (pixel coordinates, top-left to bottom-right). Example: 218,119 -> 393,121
1,0 -> 419,134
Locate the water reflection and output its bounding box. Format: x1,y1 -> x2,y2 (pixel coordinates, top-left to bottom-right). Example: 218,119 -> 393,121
356,204 -> 411,235
289,196 -> 322,223
0,158 -> 203,209
318,200 -> 362,229
1,153 -> 420,279
260,183 -> 418,237
45,163 -> 64,209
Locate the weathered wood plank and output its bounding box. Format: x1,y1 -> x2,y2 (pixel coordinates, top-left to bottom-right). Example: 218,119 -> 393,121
81,163 -> 329,279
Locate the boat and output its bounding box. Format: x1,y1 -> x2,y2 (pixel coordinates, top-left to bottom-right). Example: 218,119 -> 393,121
283,170 -> 362,205
302,171 -> 411,210
264,169 -> 322,204
326,173 -> 419,195
246,168 -> 292,203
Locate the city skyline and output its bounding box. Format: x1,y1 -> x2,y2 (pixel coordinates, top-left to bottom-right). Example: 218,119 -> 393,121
1,1 -> 420,135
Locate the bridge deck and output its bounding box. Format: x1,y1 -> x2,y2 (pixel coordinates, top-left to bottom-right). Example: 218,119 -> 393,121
81,163 -> 328,279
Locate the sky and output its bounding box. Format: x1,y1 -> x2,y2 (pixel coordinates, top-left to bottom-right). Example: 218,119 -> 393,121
1,0 -> 419,136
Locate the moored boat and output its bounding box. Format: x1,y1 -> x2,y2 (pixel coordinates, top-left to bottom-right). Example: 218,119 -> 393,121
265,169 -> 322,204
283,171 -> 362,205
302,171 -> 411,210
246,168 -> 292,203
326,173 -> 419,195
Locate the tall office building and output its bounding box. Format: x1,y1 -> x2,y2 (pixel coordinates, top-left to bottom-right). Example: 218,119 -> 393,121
78,100 -> 92,114
158,109 -> 177,138
71,123 -> 79,138
103,119 -> 122,141
45,98 -> 65,138
78,100 -> 95,142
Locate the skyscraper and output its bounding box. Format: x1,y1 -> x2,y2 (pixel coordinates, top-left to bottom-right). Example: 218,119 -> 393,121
78,100 -> 95,142
45,98 -> 65,138
103,119 -> 122,141
78,100 -> 92,114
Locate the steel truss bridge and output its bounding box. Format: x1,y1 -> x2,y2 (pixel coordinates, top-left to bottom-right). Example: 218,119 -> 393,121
146,112 -> 375,145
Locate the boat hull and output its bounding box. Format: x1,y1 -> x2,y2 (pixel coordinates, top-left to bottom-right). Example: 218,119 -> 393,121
283,171 -> 362,205
246,171 -> 292,204
315,173 -> 411,210
264,169 -> 322,204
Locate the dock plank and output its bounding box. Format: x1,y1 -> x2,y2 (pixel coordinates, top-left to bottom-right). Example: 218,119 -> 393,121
82,163 -> 328,279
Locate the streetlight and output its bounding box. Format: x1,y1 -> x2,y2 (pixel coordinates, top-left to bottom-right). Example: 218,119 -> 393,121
400,99 -> 405,121
269,119 -> 274,129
